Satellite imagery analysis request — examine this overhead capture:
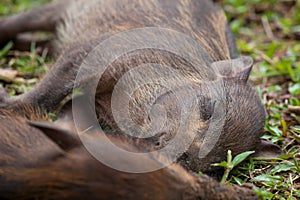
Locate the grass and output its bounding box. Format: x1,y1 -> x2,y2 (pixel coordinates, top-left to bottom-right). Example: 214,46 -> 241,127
0,41 -> 50,96
0,1 -> 51,95
0,0 -> 299,199
0,0 -> 50,16
218,0 -> 300,199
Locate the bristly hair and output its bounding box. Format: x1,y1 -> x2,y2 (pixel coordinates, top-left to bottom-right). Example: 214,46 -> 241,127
55,0 -> 231,61
0,104 -> 48,121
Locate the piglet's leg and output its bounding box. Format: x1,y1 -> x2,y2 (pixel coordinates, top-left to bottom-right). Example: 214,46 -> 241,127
12,33 -> 54,55
0,0 -> 70,46
1,46 -> 90,113
24,49 -> 85,112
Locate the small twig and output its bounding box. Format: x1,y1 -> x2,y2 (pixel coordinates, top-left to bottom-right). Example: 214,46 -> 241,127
262,16 -> 275,40
253,49 -> 275,65
288,105 -> 300,115
7,51 -> 32,57
0,75 -> 24,85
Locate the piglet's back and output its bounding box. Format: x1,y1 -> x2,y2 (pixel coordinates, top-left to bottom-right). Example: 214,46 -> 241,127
56,0 -> 231,61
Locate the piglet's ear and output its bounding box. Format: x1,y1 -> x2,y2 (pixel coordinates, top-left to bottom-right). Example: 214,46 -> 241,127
211,56 -> 254,83
28,121 -> 81,151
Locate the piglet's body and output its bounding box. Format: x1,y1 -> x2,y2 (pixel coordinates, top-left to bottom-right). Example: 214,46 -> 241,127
0,109 -> 258,200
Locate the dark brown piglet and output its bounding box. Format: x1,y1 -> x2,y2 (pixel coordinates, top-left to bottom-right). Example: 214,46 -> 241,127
0,0 -> 266,172
0,109 -> 258,200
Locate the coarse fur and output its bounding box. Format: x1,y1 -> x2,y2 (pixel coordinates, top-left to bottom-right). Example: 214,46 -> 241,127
0,110 -> 258,200
56,0 -> 231,60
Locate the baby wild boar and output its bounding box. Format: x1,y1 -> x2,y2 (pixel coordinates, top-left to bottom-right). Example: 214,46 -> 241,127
0,0 -> 266,172
0,108 -> 258,200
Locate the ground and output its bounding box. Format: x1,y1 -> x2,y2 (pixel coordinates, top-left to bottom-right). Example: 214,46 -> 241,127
0,0 -> 299,199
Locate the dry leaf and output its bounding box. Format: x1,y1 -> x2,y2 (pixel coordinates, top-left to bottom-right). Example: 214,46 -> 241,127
0,68 -> 18,79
